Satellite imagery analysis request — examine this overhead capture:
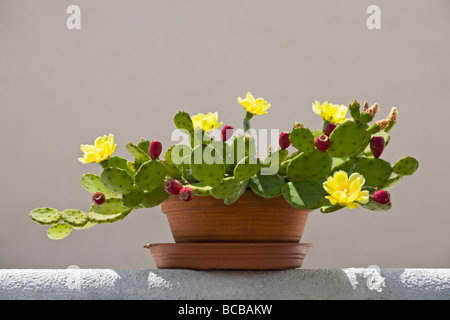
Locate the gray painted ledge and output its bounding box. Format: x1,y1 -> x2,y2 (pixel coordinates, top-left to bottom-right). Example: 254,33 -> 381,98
0,269 -> 448,300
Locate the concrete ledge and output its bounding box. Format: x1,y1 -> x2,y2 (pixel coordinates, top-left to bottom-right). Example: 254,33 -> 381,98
0,269 -> 448,300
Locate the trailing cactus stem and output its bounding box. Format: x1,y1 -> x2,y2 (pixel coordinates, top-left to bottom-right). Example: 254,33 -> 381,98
185,183 -> 212,196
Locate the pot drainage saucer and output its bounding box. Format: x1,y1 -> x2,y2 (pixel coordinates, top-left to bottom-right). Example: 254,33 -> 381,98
144,242 -> 312,270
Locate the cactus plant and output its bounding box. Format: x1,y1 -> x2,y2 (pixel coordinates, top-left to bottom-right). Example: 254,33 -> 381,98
29,92 -> 419,240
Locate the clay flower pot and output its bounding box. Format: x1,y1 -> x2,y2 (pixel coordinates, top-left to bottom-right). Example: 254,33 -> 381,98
160,190 -> 311,243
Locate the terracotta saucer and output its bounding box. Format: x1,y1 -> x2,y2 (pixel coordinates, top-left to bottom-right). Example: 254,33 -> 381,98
144,243 -> 312,270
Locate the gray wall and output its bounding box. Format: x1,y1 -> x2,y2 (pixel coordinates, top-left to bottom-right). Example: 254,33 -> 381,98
0,0 -> 449,269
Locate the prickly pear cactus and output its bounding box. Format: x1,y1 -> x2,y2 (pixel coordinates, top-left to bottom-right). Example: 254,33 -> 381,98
392,156 -> 419,176
100,167 -> 134,194
354,157 -> 393,188
287,150 -> 332,182
174,110 -> 194,132
289,126 -> 315,153
135,160 -> 166,191
29,208 -> 61,225
249,172 -> 285,199
281,181 -> 329,210
327,120 -> 367,157
29,94 -> 419,240
47,223 -> 72,240
190,144 -> 225,187
91,197 -> 130,215
122,186 -> 145,208
211,177 -> 241,199
61,209 -> 89,227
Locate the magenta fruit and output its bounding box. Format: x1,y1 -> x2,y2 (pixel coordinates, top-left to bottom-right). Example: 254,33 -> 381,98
324,123 -> 337,137
149,141 -> 162,160
279,131 -> 291,149
315,134 -> 330,152
221,125 -> 234,142
372,190 -> 391,205
164,179 -> 184,195
179,186 -> 194,202
92,192 -> 106,205
370,136 -> 385,158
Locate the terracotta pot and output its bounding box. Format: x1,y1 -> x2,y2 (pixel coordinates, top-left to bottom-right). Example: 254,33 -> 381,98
161,190 -> 311,243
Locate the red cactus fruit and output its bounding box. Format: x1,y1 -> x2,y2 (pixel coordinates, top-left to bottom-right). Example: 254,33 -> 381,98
315,134 -> 330,152
370,136 -> 385,158
372,190 -> 391,205
221,125 -> 234,142
179,187 -> 194,202
279,131 -> 291,149
149,141 -> 162,160
92,192 -> 106,205
324,123 -> 337,137
164,179 -> 184,195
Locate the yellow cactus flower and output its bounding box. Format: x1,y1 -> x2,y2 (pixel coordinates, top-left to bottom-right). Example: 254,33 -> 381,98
78,134 -> 117,164
312,101 -> 348,124
323,170 -> 369,210
238,92 -> 271,115
191,112 -> 223,132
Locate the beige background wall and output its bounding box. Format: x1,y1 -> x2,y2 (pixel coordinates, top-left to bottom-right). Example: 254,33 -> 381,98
0,0 -> 449,269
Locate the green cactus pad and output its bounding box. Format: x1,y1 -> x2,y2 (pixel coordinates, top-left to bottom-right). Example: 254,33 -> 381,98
361,198 -> 392,212
80,173 -> 118,198
289,127 -> 315,153
354,157 -> 393,187
61,209 -> 88,227
47,223 -> 72,240
392,156 -> 419,176
348,132 -> 371,157
186,182 -> 212,196
100,167 -> 134,195
73,222 -> 97,230
224,179 -> 249,205
211,177 -> 241,199
261,148 -> 288,170
88,209 -> 132,224
161,160 -> 182,179
137,139 -> 151,154
109,156 -> 135,177
135,160 -> 166,191
122,186 -> 145,208
378,175 -> 402,191
320,203 -> 345,214
281,181 -> 329,210
126,161 -> 137,174
249,172 -> 285,199
174,110 -> 194,132
233,156 -> 261,181
29,207 -> 61,225
126,142 -> 151,163
230,133 -> 256,166
330,158 -> 357,174
287,149 -> 332,182
277,159 -> 290,176
190,144 -> 225,187
165,144 -> 191,166
141,184 -> 170,208
91,197 -> 130,215
327,120 -> 368,157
